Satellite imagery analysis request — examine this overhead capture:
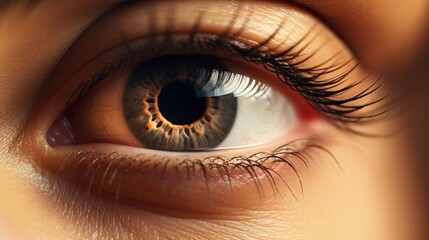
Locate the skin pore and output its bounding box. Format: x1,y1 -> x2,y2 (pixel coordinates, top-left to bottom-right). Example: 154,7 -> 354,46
0,0 -> 427,239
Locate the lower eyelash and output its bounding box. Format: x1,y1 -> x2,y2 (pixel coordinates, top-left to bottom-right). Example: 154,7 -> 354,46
59,139 -> 337,202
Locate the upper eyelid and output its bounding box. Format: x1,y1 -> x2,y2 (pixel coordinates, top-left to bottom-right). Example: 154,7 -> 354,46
63,33 -> 309,108
55,1 -> 316,64
43,1 -> 325,103
36,1 -> 390,137
66,34 -> 373,134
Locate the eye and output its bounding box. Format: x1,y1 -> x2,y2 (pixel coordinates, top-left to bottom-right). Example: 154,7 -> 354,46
27,0 -> 388,215
53,53 -> 301,151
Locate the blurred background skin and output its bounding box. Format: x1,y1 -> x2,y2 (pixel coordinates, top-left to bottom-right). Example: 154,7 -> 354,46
405,18 -> 429,237
0,0 -> 428,239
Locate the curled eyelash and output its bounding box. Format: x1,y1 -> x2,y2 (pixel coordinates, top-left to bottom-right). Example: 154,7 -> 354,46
67,7 -> 392,136
59,139 -> 337,202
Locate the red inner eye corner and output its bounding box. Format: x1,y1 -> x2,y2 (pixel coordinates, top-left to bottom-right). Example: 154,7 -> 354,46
297,98 -> 320,122
47,114 -> 76,147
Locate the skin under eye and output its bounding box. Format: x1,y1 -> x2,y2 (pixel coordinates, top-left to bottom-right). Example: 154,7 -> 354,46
22,0 -> 385,215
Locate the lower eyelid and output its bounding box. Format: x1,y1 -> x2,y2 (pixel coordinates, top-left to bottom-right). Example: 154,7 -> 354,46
43,136 -> 323,215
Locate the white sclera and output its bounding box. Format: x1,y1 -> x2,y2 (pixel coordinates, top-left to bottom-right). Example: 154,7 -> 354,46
217,91 -> 296,148
199,71 -> 297,149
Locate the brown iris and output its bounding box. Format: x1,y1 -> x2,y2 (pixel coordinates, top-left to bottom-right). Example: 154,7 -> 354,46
123,55 -> 238,151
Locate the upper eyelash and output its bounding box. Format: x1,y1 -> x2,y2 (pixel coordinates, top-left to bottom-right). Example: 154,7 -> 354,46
132,54 -> 273,99
66,15 -> 391,136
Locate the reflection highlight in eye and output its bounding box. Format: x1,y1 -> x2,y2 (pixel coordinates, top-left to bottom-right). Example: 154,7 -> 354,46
26,0 -> 390,213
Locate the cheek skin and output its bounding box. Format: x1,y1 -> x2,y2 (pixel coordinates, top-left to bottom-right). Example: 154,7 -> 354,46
320,132 -> 424,240
41,179 -> 310,240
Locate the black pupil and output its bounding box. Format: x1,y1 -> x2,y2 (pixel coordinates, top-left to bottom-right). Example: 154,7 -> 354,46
158,81 -> 207,125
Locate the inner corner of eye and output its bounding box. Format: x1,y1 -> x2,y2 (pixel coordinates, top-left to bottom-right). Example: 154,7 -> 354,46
47,54 -> 303,151
47,114 -> 77,147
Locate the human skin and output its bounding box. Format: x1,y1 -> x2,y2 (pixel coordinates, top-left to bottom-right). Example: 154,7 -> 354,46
0,0 -> 427,239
